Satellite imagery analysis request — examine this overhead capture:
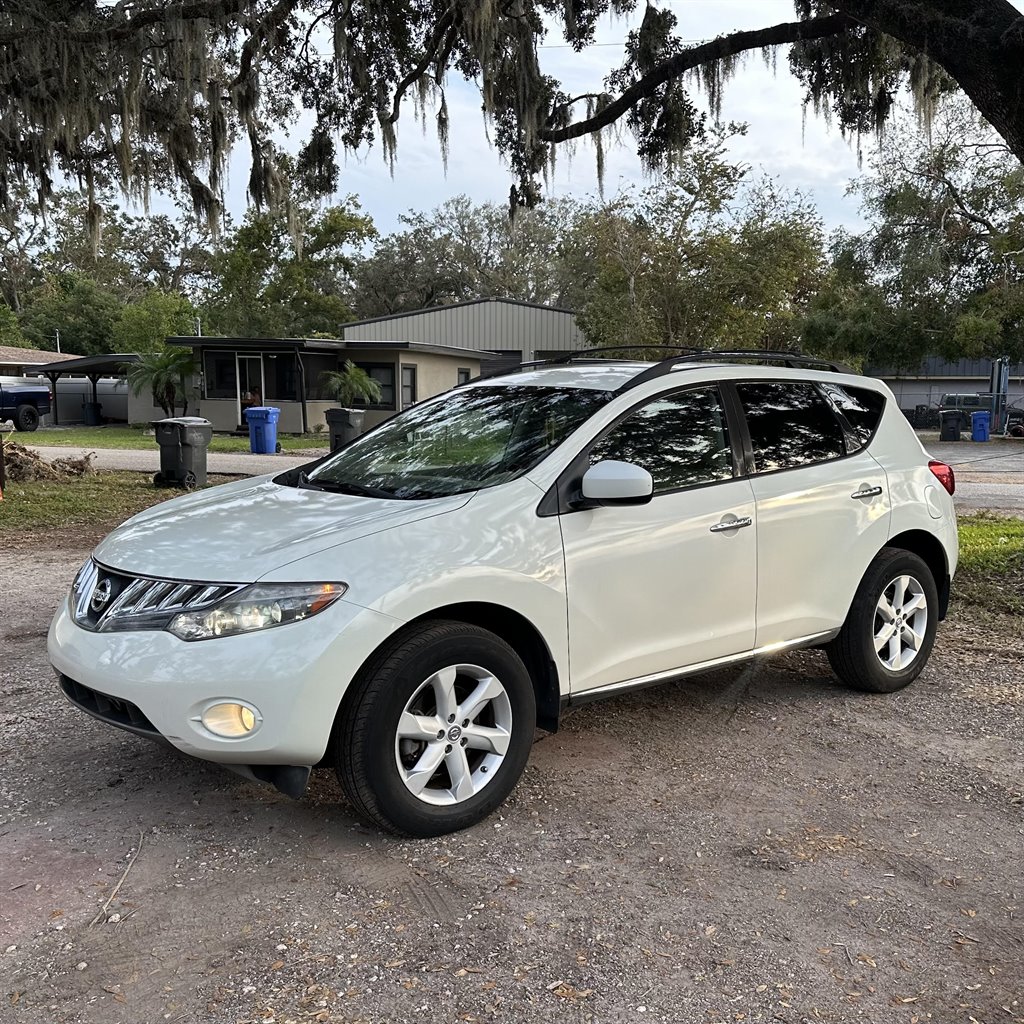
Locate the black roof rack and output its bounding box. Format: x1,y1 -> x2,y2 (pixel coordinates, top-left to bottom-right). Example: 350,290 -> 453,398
620,349 -> 854,391
463,345 -> 853,387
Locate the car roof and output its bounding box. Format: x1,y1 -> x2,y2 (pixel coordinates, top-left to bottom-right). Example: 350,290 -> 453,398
470,362 -> 648,391
470,359 -> 877,394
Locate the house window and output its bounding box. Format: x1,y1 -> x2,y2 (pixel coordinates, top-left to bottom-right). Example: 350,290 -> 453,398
401,365 -> 417,407
264,352 -> 299,401
354,363 -> 396,409
457,367 -> 472,385
203,351 -> 236,399
304,354 -> 337,400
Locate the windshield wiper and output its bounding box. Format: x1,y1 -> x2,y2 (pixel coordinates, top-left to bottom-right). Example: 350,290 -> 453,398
299,474 -> 396,499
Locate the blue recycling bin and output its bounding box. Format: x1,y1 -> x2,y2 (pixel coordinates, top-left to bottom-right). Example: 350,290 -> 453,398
244,406 -> 280,454
971,410 -> 991,442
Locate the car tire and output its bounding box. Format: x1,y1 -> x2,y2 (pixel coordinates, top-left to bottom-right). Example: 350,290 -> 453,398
14,404 -> 40,431
332,620 -> 536,837
827,547 -> 939,694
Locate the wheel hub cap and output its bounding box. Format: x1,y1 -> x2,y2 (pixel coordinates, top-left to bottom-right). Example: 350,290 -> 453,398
394,664 -> 513,807
873,574 -> 928,672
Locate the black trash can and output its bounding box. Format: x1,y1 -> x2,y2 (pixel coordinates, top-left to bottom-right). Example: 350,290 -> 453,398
939,409 -> 961,442
325,407 -> 365,451
83,401 -> 102,427
152,416 -> 213,487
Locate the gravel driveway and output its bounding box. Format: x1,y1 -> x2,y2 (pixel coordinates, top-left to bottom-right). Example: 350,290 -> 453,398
1,530 -> 1022,1024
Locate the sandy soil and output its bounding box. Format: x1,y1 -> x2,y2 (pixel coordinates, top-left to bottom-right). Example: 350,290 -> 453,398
1,530 -> 1021,1024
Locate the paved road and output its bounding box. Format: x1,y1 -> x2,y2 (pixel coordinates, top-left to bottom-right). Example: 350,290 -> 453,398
925,438 -> 1024,476
27,440 -> 1024,511
923,438 -> 1023,511
29,445 -> 322,477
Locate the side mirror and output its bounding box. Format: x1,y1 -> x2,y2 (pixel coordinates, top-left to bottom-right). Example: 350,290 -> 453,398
579,460 -> 654,507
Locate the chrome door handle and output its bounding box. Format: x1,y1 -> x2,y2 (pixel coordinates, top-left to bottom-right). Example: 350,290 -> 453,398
850,486 -> 883,499
710,515 -> 753,533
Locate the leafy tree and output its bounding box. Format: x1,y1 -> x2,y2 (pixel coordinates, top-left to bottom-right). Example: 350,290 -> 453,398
112,291 -> 199,355
569,128 -> 826,352
0,2 -> 1021,232
125,347 -> 199,417
349,198 -> 578,317
805,98 -> 1024,367
0,303 -> 29,347
41,192 -> 214,301
18,274 -> 122,356
200,202 -> 374,337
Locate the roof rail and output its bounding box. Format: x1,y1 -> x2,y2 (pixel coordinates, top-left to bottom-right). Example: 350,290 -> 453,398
461,345 -> 851,388
544,344 -> 703,364
461,344 -> 702,385
620,349 -> 854,391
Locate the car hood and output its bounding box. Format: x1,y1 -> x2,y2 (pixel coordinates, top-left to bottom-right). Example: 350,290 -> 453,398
92,475 -> 473,582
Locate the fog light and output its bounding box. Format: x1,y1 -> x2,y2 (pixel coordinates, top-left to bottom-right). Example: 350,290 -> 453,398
202,702 -> 258,737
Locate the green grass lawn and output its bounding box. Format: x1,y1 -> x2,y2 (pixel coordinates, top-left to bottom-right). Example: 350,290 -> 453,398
0,471 -> 238,533
25,426 -> 327,453
954,514 -> 1024,617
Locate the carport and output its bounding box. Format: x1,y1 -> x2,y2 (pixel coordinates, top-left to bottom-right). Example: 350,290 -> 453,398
35,353 -> 140,426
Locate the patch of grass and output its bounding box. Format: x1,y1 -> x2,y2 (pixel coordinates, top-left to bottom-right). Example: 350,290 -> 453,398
954,514 -> 1024,618
0,471 -> 236,534
958,515 -> 1024,572
25,426 -> 325,453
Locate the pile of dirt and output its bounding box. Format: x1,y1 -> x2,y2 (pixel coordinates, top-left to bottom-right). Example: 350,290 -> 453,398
1,440 -> 96,483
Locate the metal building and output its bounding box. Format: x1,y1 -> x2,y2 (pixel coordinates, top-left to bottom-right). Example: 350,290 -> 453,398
869,355 -> 1024,411
341,297 -> 587,375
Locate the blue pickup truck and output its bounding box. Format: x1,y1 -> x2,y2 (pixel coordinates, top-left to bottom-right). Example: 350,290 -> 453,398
0,378 -> 52,431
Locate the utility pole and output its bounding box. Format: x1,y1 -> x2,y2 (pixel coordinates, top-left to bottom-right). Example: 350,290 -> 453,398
54,328 -> 61,353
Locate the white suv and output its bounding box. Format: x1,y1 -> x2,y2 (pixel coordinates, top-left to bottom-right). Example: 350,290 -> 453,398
49,351 -> 958,836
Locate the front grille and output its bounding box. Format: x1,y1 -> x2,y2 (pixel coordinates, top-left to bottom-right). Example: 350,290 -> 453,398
70,560 -> 245,632
59,675 -> 161,738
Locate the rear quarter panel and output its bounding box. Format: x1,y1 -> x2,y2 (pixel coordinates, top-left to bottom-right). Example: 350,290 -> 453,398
869,390 -> 959,579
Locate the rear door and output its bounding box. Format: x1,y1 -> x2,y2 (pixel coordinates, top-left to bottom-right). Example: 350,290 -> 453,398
559,385 -> 757,693
730,380 -> 891,648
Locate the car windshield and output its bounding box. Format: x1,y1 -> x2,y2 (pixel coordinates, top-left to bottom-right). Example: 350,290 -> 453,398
303,384 -> 610,500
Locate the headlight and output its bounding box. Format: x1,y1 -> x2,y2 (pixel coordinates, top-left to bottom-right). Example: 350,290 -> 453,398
168,583 -> 346,641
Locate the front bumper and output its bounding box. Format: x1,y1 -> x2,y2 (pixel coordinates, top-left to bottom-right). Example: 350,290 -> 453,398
48,595 -> 403,769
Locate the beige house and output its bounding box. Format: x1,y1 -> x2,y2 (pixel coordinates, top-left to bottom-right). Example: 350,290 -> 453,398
164,336 -> 487,434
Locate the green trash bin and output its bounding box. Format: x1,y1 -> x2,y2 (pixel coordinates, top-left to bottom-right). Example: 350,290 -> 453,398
152,416 -> 213,487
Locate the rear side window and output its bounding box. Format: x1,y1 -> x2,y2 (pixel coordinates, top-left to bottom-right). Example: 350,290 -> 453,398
820,383 -> 886,450
589,387 -> 734,494
736,382 -> 846,473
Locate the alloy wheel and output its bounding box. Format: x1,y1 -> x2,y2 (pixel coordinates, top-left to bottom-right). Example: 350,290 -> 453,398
873,574 -> 928,672
394,664 -> 513,806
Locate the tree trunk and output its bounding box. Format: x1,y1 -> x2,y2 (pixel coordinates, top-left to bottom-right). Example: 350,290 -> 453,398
837,1 -> 1024,161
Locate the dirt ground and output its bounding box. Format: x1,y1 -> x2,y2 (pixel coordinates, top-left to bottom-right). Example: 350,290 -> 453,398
1,526 -> 1022,1024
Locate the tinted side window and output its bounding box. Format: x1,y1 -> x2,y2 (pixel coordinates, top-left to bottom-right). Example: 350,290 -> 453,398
820,383 -> 886,449
589,387 -> 734,494
736,382 -> 846,473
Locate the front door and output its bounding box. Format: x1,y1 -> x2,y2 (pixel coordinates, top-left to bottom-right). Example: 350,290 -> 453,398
560,385 -> 758,694
237,355 -> 264,427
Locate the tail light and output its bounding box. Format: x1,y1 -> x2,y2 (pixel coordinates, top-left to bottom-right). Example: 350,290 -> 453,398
929,460 -> 955,495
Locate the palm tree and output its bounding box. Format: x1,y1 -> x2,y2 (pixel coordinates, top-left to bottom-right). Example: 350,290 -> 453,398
125,347 -> 198,418
320,360 -> 382,408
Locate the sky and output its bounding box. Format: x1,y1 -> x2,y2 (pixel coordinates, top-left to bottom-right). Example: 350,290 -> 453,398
294,0 -> 869,236
206,0 -> 1021,238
